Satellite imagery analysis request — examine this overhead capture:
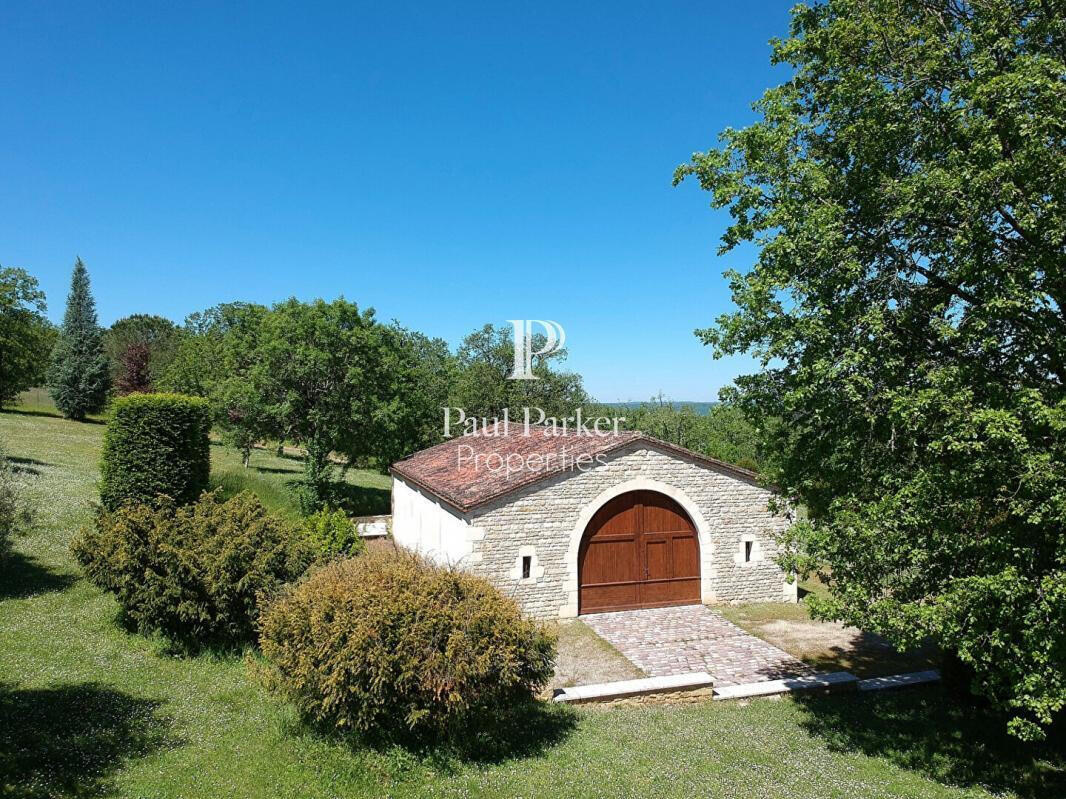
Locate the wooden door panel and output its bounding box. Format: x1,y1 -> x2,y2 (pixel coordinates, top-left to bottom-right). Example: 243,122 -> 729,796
581,582 -> 641,613
587,494 -> 640,536
640,493 -> 693,533
580,538 -> 639,585
579,491 -> 700,614
639,577 -> 701,607
670,534 -> 700,578
643,537 -> 670,581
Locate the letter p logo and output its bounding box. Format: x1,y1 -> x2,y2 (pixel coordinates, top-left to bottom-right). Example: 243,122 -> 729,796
508,320 -> 566,380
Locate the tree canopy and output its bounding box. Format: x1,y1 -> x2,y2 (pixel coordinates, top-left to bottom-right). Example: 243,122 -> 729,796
616,397 -> 764,471
450,323 -> 589,419
677,0 -> 1065,738
0,267 -> 52,405
104,314 -> 179,394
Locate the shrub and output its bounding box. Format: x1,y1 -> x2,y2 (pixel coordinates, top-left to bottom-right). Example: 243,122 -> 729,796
0,449 -> 34,556
258,550 -> 556,736
72,490 -> 312,646
100,393 -> 211,510
301,508 -> 365,560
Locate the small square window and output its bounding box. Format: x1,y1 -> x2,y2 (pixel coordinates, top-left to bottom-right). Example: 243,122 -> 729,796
521,555 -> 532,579
744,541 -> 754,563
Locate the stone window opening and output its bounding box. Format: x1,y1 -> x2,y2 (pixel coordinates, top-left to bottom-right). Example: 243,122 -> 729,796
510,545 -> 543,584
736,535 -> 760,567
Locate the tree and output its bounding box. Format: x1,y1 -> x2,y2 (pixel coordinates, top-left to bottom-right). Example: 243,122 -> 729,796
451,323 -> 589,420
251,298 -> 399,511
48,259 -> 110,420
617,396 -> 763,471
104,314 -> 178,394
114,342 -> 153,395
157,303 -> 274,466
380,325 -> 456,461
677,0 -> 1065,738
0,267 -> 52,405
157,303 -> 265,398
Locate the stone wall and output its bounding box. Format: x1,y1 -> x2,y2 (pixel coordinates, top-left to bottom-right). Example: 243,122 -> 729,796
465,444 -> 795,619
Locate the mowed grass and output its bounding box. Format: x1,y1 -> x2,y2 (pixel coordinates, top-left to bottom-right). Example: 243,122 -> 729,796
210,444 -> 391,519
1,408 -> 1063,798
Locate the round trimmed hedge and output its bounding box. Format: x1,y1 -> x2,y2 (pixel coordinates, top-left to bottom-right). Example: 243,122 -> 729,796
258,550 -> 557,735
100,392 -> 211,510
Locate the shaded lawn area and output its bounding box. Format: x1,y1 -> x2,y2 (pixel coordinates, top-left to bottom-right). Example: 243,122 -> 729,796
718,582 -> 939,678
209,442 -> 390,518
0,408 -> 1062,798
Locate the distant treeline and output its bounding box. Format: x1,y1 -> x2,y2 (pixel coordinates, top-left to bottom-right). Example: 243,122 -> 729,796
1,260 -> 764,510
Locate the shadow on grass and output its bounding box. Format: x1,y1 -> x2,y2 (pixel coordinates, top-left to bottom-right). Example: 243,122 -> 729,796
313,699 -> 578,770
0,552 -> 76,600
275,478 -> 390,516
324,482 -> 390,516
6,456 -> 53,476
0,682 -> 178,799
253,465 -> 301,476
0,407 -> 105,424
794,686 -> 1065,798
800,633 -> 938,678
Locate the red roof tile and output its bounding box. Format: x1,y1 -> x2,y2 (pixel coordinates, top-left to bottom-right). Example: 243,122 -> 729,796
390,422 -> 758,512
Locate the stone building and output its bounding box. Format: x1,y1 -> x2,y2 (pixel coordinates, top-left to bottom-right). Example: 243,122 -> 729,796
390,423 -> 796,619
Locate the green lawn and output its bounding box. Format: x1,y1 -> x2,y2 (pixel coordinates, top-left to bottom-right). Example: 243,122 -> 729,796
1,408 -> 1062,798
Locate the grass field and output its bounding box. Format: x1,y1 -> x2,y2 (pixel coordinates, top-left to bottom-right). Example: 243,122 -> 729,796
1,405 -> 1062,798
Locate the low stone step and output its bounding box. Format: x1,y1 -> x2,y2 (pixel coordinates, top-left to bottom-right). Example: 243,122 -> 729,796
712,671 -> 857,700
857,669 -> 941,692
553,672 -> 714,704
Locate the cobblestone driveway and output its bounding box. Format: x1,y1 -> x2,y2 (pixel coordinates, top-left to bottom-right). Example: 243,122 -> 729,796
582,605 -> 816,687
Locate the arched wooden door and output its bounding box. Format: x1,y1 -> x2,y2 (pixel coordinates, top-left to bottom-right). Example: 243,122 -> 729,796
578,490 -> 700,613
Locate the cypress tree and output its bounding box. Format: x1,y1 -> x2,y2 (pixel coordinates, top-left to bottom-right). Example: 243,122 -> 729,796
48,258 -> 110,419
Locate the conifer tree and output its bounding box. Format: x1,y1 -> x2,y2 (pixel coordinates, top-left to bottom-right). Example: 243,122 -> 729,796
48,258 -> 110,419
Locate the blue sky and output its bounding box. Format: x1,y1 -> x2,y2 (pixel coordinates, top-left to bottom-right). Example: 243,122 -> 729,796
1,1 -> 795,402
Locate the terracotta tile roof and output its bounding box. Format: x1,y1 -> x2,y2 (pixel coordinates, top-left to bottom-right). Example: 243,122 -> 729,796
390,422 -> 759,512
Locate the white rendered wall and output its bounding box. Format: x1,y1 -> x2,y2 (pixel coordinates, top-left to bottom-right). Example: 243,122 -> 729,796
391,477 -> 481,567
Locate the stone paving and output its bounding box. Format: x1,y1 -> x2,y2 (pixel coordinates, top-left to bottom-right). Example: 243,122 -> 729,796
582,604 -> 816,687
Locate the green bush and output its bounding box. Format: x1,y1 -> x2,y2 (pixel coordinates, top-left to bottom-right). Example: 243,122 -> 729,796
72,490 -> 312,646
301,508 -> 365,560
258,550 -> 557,736
99,393 -> 211,510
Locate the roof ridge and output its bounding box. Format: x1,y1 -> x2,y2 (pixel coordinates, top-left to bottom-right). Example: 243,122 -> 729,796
390,429 -> 762,513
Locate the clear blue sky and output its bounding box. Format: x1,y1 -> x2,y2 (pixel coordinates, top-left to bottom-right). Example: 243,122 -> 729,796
1,1 -> 795,402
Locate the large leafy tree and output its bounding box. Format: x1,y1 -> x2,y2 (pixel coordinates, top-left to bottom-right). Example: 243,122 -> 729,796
376,325 -> 456,463
451,323 -> 589,420
48,259 -> 110,420
158,303 -> 272,465
677,0 -> 1064,738
251,298 -> 409,511
158,303 -> 264,398
104,314 -> 179,394
0,267 -> 52,405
